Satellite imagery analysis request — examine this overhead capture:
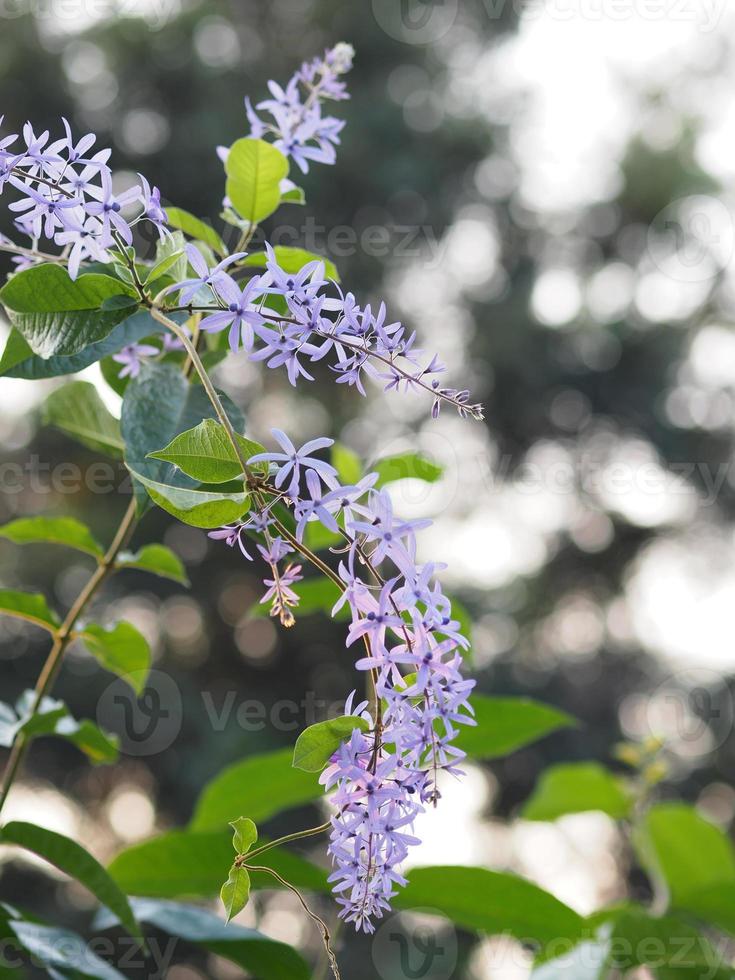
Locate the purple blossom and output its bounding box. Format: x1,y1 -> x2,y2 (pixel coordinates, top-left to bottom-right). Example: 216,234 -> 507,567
248,428 -> 337,497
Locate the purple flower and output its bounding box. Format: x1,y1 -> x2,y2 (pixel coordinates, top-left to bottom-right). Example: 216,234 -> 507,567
112,342 -> 159,379
248,428 -> 337,497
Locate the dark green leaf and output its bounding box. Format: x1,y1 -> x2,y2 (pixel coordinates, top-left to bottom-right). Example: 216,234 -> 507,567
225,138 -> 289,224
100,295 -> 139,312
78,622 -> 151,694
120,361 -> 244,512
242,246 -> 340,282
522,762 -> 633,821
0,516 -> 103,557
0,312 -> 167,380
373,451 -> 444,487
0,590 -> 59,632
43,382 -> 123,458
0,823 -> 143,946
395,867 -> 584,948
99,899 -> 311,980
166,207 -> 226,257
115,544 -> 189,585
108,829 -> 327,899
191,747 -> 320,830
293,716 -> 370,772
9,921 -> 126,980
148,418 -> 265,484
0,265 -> 136,358
456,696 -> 576,760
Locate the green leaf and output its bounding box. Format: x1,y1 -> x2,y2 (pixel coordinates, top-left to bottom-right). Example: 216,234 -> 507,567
78,622 -> 151,695
109,829 -> 327,899
143,250 -> 185,286
9,921 -> 127,980
98,898 -> 311,980
0,516 -> 103,558
225,138 -> 289,224
280,185 -> 306,206
522,762 -> 633,821
293,716 -> 370,772
148,418 -> 265,484
221,865 -> 251,922
115,544 -> 189,585
0,265 -> 136,358
672,881 -> 735,937
152,231 -> 188,286
0,312 -> 167,380
120,361 -> 244,512
129,468 -> 251,529
331,442 -> 363,484
166,207 -> 226,257
242,246 -> 340,283
0,822 -> 143,947
100,294 -> 139,312
4,692 -> 118,764
0,590 -> 59,632
373,451 -> 444,486
43,382 -> 123,458
191,747 -> 320,830
230,816 -> 258,854
456,696 -> 576,760
634,803 -> 735,909
395,867 -> 584,948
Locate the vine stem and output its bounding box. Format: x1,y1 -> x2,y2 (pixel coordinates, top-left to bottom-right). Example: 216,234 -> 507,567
0,498 -> 138,815
245,864 -> 341,980
245,820 -> 331,861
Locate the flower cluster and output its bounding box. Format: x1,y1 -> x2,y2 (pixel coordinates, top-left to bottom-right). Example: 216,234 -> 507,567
209,429 -> 475,931
0,116 -> 166,278
244,43 -> 353,173
171,243 -> 484,420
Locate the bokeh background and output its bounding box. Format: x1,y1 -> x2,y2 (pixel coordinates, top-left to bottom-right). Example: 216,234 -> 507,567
2,0 -> 735,977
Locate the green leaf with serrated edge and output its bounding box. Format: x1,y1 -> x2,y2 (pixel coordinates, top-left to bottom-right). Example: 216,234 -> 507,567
0,590 -> 59,632
0,265 -> 137,358
373,451 -> 444,487
0,516 -> 103,558
331,442 -> 362,484
634,802 -> 735,910
0,312 -> 168,380
10,921 -> 127,980
78,622 -> 151,695
43,382 -> 123,458
522,762 -> 633,821
221,865 -> 251,922
230,817 -> 258,854
293,716 -> 370,772
115,544 -> 189,585
395,867 -> 585,949
191,747 -> 320,830
6,691 -> 118,764
120,361 -> 244,512
148,418 -> 266,484
108,829 -> 327,899
0,822 -> 144,947
455,696 -> 576,760
166,207 -> 226,257
241,246 -> 340,282
95,899 -> 311,980
225,138 -> 289,224
129,468 -> 251,529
